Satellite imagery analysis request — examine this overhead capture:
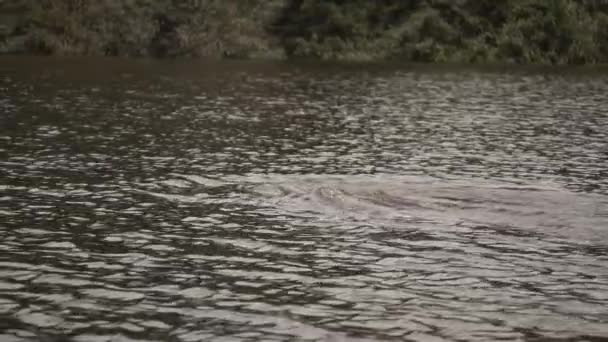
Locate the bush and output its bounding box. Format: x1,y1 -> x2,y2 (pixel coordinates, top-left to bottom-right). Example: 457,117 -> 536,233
2,0 -> 608,63
495,1 -> 601,64
274,0 -> 608,64
12,0 -> 280,57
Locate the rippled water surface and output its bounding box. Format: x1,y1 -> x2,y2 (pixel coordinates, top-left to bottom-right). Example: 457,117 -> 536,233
1,57 -> 608,341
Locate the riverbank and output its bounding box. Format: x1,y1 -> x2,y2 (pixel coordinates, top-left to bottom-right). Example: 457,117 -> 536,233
1,0 -> 607,64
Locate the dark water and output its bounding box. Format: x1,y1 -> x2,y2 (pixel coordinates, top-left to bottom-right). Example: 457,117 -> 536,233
1,57 -> 607,342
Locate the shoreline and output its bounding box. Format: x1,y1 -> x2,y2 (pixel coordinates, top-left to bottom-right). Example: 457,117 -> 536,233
3,55 -> 608,79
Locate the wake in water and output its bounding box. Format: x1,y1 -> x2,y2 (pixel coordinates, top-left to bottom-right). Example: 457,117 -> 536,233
139,173 -> 608,241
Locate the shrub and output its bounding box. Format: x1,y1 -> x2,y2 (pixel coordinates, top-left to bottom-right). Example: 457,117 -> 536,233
274,0 -> 608,64
3,0 -> 608,63
13,0 -> 279,57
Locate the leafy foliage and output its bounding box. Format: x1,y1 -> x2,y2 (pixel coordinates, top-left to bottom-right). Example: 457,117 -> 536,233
8,0 -> 278,57
274,0 -> 608,64
1,0 -> 607,63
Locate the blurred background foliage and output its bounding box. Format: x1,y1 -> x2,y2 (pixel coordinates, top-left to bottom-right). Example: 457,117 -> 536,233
1,0 -> 281,58
0,0 -> 607,63
274,0 -> 608,63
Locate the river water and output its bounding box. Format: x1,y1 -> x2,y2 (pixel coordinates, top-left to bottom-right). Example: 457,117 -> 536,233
1,57 -> 607,341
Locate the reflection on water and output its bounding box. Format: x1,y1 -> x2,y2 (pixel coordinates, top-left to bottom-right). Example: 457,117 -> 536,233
1,57 -> 607,341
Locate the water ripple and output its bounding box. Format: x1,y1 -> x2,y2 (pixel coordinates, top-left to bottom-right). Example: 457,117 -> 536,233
1,58 -> 607,341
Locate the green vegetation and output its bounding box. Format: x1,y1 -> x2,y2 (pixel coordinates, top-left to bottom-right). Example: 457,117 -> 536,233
274,0 -> 608,64
1,0 -> 608,63
0,0 -> 283,58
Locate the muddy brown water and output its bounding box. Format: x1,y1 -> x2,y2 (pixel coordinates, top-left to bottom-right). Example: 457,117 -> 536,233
1,57 -> 607,341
